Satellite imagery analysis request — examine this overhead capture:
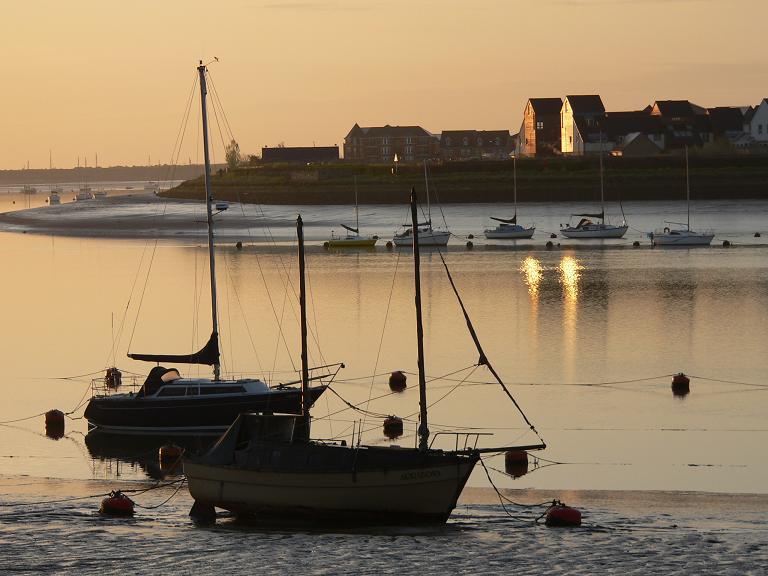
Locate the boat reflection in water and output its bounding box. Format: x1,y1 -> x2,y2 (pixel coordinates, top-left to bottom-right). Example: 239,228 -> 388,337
85,429 -> 216,480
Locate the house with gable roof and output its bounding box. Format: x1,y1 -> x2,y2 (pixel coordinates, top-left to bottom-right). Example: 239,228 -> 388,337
439,130 -> 512,161
745,98 -> 768,143
343,124 -> 439,163
518,98 -> 562,157
560,95 -> 608,155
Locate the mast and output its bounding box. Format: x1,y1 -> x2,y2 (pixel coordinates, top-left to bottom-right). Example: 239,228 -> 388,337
513,154 -> 517,220
599,132 -> 605,224
297,215 -> 311,432
410,187 -> 429,452
685,145 -> 690,230
423,160 -> 431,225
354,175 -> 359,233
198,61 -> 221,380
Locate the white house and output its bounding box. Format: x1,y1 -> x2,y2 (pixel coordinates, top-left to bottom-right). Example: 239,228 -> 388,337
746,98 -> 768,142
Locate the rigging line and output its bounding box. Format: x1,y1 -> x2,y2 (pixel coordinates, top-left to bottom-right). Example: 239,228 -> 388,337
0,412 -> 47,426
314,388 -> 400,421
688,374 -> 768,389
208,85 -> 229,158
126,218 -> 166,351
478,458 -> 537,522
402,365 -> 479,422
167,72 -> 199,167
304,253 -> 328,369
133,479 -> 187,510
436,249 -> 543,442
333,371 -> 395,383
222,253 -> 265,376
325,386 -> 391,419
206,71 -> 235,142
271,279 -> 295,374
66,380 -> 94,416
362,249 -> 402,432
415,373 -> 678,387
223,253 -> 235,374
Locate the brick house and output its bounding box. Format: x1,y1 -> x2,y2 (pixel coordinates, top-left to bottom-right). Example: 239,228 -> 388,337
343,124 -> 438,163
439,130 -> 512,160
518,98 -> 562,157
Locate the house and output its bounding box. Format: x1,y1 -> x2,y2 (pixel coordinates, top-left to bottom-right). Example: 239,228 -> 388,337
650,100 -> 710,148
439,130 -> 512,160
518,98 -> 562,157
261,145 -> 339,164
604,110 -> 666,152
612,132 -> 662,157
745,98 -> 768,143
560,95 -> 607,155
343,124 -> 439,163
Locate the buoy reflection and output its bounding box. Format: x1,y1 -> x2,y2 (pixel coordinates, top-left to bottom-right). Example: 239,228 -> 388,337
558,255 -> 584,302
520,256 -> 544,296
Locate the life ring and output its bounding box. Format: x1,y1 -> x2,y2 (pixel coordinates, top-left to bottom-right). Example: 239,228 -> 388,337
663,227 -> 670,234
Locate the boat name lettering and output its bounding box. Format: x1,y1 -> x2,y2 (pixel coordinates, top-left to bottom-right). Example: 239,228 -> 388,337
401,470 -> 441,481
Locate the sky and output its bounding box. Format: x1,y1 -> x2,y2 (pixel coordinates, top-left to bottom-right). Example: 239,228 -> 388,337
3,0 -> 767,170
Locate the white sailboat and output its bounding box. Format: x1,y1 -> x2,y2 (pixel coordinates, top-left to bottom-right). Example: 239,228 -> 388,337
484,154 -> 535,239
560,138 -> 628,239
650,147 -> 714,247
327,176 -> 378,248
393,160 -> 450,247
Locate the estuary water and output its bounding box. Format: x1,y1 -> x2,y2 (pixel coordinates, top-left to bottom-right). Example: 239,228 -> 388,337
0,198 -> 766,574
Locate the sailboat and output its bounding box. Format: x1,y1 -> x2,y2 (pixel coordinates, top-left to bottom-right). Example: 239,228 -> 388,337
393,160 -> 450,247
650,147 -> 714,247
560,138 -> 628,239
83,62 -> 331,435
184,186 -> 546,524
326,176 -> 378,248
484,154 -> 535,239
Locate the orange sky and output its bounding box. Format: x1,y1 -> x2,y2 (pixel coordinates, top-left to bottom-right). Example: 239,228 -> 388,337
3,0 -> 767,170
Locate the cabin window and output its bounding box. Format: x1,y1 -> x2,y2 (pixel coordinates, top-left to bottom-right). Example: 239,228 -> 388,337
536,121 -> 544,130
157,387 -> 185,397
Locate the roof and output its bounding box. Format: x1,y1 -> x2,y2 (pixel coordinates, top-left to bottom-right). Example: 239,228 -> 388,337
706,107 -> 744,134
528,98 -> 563,115
345,124 -> 435,139
651,100 -> 707,118
565,95 -> 605,114
604,111 -> 664,138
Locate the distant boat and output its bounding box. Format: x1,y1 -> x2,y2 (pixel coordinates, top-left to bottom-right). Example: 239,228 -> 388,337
650,147 -> 714,247
75,186 -> 95,201
560,137 -> 628,239
393,161 -> 450,247
94,189 -> 107,199
327,176 -> 378,248
47,190 -> 61,205
484,154 -> 535,239
21,185 -> 37,194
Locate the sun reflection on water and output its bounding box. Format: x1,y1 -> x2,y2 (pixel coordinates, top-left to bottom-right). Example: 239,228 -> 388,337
520,256 -> 544,296
558,255 -> 584,302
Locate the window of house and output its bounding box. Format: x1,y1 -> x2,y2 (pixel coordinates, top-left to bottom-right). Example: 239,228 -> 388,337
405,146 -> 413,155
406,137 -> 413,144
536,121 -> 544,130
477,138 -> 483,146
569,136 -> 573,144
382,137 -> 390,145
445,137 -> 452,146
463,137 -> 469,146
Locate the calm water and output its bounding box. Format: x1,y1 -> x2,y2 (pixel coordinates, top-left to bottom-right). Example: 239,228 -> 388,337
1,201 -> 766,573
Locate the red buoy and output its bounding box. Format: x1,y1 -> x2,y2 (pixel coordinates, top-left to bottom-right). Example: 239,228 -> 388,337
504,450 -> 529,478
388,371 -> 407,393
100,491 -> 135,516
383,416 -> 404,439
671,373 -> 690,397
159,443 -> 184,462
545,501 -> 581,527
45,409 -> 65,439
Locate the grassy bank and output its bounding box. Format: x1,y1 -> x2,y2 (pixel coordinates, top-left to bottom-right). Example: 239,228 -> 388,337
162,155 -> 768,204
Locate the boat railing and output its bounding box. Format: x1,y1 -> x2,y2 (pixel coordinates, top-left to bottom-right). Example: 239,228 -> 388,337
429,431 -> 493,452
90,374 -> 140,397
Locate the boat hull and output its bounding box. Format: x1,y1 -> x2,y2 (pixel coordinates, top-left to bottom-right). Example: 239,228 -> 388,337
651,231 -> 714,246
560,225 -> 628,239
84,386 -> 326,435
186,444 -> 478,524
326,237 -> 377,248
484,226 -> 535,239
393,230 -> 450,247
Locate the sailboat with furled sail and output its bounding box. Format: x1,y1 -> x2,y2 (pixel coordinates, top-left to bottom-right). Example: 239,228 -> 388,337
184,186 -> 546,524
326,176 -> 378,248
83,62 -> 332,435
484,154 -> 535,239
393,160 -> 451,247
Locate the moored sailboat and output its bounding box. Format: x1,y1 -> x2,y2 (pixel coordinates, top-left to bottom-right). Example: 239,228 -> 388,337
83,62 -> 331,435
327,176 -> 378,248
393,161 -> 450,247
649,147 -> 714,247
185,187 -> 546,524
484,154 -> 535,239
560,138 -> 628,239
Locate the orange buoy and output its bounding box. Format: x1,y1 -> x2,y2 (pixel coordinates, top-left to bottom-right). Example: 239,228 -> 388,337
100,491 -> 135,516
45,409 -> 65,439
545,501 -> 581,527
388,371 -> 407,393
504,450 -> 529,478
671,373 -> 690,397
383,416 -> 404,440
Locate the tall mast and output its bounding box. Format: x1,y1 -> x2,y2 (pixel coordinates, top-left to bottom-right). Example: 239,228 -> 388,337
685,145 -> 690,230
423,160 -> 431,225
297,215 -> 310,433
410,188 -> 429,452
513,154 -> 517,220
354,175 -> 359,232
599,132 -> 605,223
198,61 -> 221,381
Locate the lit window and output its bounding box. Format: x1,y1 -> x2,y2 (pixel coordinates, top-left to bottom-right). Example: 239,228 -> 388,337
536,121 -> 544,130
